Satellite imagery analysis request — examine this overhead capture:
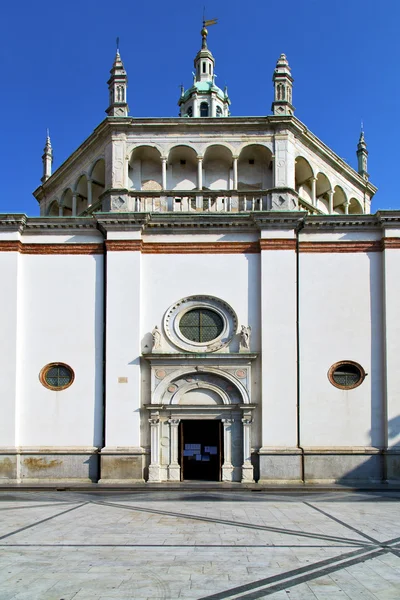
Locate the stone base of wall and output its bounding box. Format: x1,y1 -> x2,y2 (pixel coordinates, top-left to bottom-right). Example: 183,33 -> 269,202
258,448 -> 303,483
385,449 -> 400,481
259,447 -> 386,483
0,448 -> 100,483
0,453 -> 17,480
98,447 -> 145,483
303,449 -> 382,483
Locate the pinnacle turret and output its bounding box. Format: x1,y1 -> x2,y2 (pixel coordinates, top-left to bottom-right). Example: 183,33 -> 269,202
106,46 -> 129,117
271,54 -> 294,116
41,129 -> 53,183
357,128 -> 369,180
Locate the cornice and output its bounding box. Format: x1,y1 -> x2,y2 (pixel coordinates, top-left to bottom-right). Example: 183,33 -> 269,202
302,214 -> 381,232
376,210 -> 400,229
142,353 -> 258,361
142,212 -> 257,233
252,211 -> 305,230
2,211 -> 400,237
24,217 -> 99,233
0,215 -> 27,233
95,213 -> 148,233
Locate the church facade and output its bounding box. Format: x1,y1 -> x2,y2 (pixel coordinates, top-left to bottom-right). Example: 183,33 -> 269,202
1,26 -> 399,485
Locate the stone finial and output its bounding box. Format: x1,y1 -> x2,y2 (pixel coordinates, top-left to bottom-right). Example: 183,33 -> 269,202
271,53 -> 294,116
41,129 -> 53,183
357,128 -> 369,180
106,46 -> 129,117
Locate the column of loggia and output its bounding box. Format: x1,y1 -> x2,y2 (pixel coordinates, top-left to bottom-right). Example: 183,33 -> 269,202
258,218 -> 302,482
381,222 -> 400,481
197,157 -> 203,209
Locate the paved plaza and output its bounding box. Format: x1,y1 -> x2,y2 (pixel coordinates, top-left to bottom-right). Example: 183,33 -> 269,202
1,489 -> 400,599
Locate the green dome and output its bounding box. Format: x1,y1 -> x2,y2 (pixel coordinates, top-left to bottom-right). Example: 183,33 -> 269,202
182,81 -> 226,102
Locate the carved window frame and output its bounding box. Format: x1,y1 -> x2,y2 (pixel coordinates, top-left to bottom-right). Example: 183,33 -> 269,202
163,295 -> 238,353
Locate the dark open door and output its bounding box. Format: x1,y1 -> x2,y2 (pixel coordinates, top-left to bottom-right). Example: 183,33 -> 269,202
179,420 -> 222,481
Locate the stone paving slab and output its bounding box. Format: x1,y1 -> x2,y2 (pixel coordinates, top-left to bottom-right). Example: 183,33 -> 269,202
0,490 -> 400,599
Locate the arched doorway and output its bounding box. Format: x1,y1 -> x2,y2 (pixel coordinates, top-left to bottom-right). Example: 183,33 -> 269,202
145,364 -> 255,483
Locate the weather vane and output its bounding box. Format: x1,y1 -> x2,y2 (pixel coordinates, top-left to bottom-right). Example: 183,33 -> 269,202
201,9 -> 218,48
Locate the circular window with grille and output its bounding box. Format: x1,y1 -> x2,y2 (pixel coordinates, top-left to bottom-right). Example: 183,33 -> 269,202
328,361 -> 365,390
164,295 -> 237,353
40,363 -> 74,391
179,308 -> 224,343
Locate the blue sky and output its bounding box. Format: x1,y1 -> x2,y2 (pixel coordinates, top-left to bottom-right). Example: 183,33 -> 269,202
0,0 -> 398,215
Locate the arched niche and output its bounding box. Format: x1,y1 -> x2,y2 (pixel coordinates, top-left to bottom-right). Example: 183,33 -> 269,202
153,368 -> 249,406
238,144 -> 272,190
316,173 -> 332,214
333,185 -> 347,214
203,145 -> 233,190
295,157 -> 314,204
90,159 -> 105,206
168,145 -> 198,190
177,386 -> 225,406
47,200 -> 59,216
129,146 -> 162,191
75,174 -> 88,215
349,197 -> 364,214
61,188 -> 73,216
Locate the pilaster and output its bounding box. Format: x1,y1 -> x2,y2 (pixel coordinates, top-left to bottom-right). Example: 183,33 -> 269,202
258,215 -> 302,482
167,418 -> 181,481
221,418 -> 234,481
148,417 -> 162,482
241,416 -> 254,482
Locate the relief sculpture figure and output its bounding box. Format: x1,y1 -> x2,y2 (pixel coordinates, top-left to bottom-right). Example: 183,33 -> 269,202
240,325 -> 251,350
152,325 -> 161,351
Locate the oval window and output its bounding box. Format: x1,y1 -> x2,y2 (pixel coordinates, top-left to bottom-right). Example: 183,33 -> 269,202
40,363 -> 74,391
179,308 -> 223,343
328,361 -> 365,390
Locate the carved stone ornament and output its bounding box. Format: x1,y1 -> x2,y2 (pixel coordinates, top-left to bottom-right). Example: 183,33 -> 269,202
111,195 -> 127,211
235,369 -> 246,379
155,369 -> 166,379
151,326 -> 162,351
163,295 -> 238,353
239,325 -> 251,351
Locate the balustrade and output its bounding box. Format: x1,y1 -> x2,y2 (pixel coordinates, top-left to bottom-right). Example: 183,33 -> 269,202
128,190 -> 269,213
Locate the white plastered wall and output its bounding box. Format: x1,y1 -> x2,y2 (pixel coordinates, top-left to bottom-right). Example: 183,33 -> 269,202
0,251 -> 20,447
18,252 -> 104,447
260,243 -> 298,449
299,247 -> 384,448
382,239 -> 400,450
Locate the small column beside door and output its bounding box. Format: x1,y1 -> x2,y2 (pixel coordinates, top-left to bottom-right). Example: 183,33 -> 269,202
168,418 -> 181,481
241,417 -> 254,482
148,417 -> 162,482
221,419 -> 234,481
